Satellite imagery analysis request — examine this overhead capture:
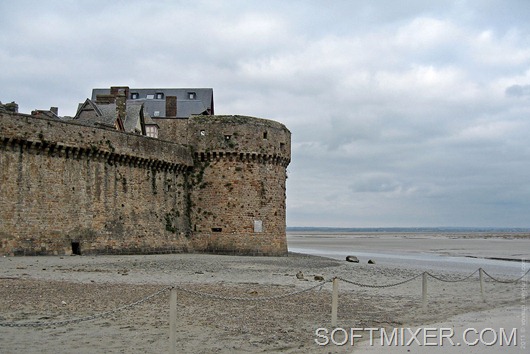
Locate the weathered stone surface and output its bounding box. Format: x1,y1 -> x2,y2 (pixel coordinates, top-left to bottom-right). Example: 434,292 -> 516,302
186,115 -> 290,256
0,111 -> 291,256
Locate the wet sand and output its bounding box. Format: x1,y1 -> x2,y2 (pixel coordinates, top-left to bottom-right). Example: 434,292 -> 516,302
288,231 -> 530,275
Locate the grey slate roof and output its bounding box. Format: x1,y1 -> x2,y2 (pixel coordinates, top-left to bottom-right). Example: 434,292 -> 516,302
91,88 -> 213,118
74,100 -> 157,134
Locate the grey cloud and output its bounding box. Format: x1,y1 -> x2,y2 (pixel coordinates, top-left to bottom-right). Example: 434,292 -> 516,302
505,84 -> 530,97
3,0 -> 530,227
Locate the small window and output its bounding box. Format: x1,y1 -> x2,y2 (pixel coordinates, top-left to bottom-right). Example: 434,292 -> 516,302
254,220 -> 263,233
224,135 -> 231,140
131,93 -> 139,99
154,111 -> 160,117
146,94 -> 154,99
211,227 -> 222,232
145,126 -> 159,138
200,130 -> 206,136
280,142 -> 285,151
188,92 -> 196,100
263,131 -> 268,139
156,92 -> 164,99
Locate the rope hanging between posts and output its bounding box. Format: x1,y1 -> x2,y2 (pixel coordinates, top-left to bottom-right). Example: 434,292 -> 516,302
0,286 -> 172,328
338,273 -> 423,288
0,267 -> 527,329
481,268 -> 530,283
424,269 -> 480,283
338,267 -> 529,289
172,281 -> 328,302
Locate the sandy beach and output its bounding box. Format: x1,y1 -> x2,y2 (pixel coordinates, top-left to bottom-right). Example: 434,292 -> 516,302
0,232 -> 528,353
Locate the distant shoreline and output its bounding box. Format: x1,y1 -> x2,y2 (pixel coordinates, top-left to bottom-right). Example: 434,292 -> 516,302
287,226 -> 530,233
287,230 -> 530,274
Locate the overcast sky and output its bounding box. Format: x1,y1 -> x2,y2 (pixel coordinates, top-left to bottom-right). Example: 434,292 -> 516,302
2,1 -> 530,228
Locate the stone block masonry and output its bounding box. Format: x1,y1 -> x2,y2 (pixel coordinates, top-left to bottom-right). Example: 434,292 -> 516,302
0,112 -> 291,256
0,112 -> 193,255
186,116 -> 291,256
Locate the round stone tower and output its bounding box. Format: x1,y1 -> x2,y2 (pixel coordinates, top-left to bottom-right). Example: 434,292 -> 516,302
187,115 -> 291,255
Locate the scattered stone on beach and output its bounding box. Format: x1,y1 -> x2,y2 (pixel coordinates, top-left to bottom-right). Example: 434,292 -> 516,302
346,255 -> 359,263
295,271 -> 305,280
313,275 -> 324,281
368,259 -> 375,264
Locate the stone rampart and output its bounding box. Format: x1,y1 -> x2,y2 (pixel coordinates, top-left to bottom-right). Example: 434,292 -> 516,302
0,112 -> 193,255
187,115 -> 291,256
0,112 -> 291,256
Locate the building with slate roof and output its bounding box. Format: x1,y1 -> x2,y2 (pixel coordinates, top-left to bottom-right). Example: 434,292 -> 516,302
74,87 -> 160,138
91,86 -> 214,119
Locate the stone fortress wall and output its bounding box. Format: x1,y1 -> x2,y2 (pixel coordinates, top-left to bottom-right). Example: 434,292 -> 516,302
0,110 -> 291,256
187,116 -> 291,255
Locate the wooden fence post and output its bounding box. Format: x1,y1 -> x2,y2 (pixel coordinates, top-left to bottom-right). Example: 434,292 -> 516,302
169,288 -> 177,354
479,268 -> 485,302
331,277 -> 339,327
422,272 -> 428,310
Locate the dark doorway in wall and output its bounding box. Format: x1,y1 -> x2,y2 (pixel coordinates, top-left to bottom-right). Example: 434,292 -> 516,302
71,241 -> 81,255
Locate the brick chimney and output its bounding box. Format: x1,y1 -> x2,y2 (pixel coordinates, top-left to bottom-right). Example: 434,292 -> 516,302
165,96 -> 177,117
110,86 -> 130,99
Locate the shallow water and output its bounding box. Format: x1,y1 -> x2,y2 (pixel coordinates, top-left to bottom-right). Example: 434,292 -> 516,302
287,231 -> 529,277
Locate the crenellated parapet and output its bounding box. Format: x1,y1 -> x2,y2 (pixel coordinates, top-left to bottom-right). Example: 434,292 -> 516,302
0,112 -> 193,172
188,115 -> 291,163
193,151 -> 290,167
1,137 -> 189,173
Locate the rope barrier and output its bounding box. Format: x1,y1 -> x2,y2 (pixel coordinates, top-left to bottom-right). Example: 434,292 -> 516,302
482,268 -> 530,284
172,280 -> 328,302
0,286 -> 172,328
337,273 -> 423,288
425,269 -> 480,283
0,266 -> 527,329
338,267 -> 529,288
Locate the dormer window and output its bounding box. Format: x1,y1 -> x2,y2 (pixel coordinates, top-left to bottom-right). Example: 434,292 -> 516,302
188,92 -> 196,100
145,125 -> 159,138
131,93 -> 139,99
156,92 -> 164,99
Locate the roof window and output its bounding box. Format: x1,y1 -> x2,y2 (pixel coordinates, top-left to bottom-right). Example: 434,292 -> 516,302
156,92 -> 164,99
146,94 -> 154,99
188,92 -> 196,100
131,93 -> 139,99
